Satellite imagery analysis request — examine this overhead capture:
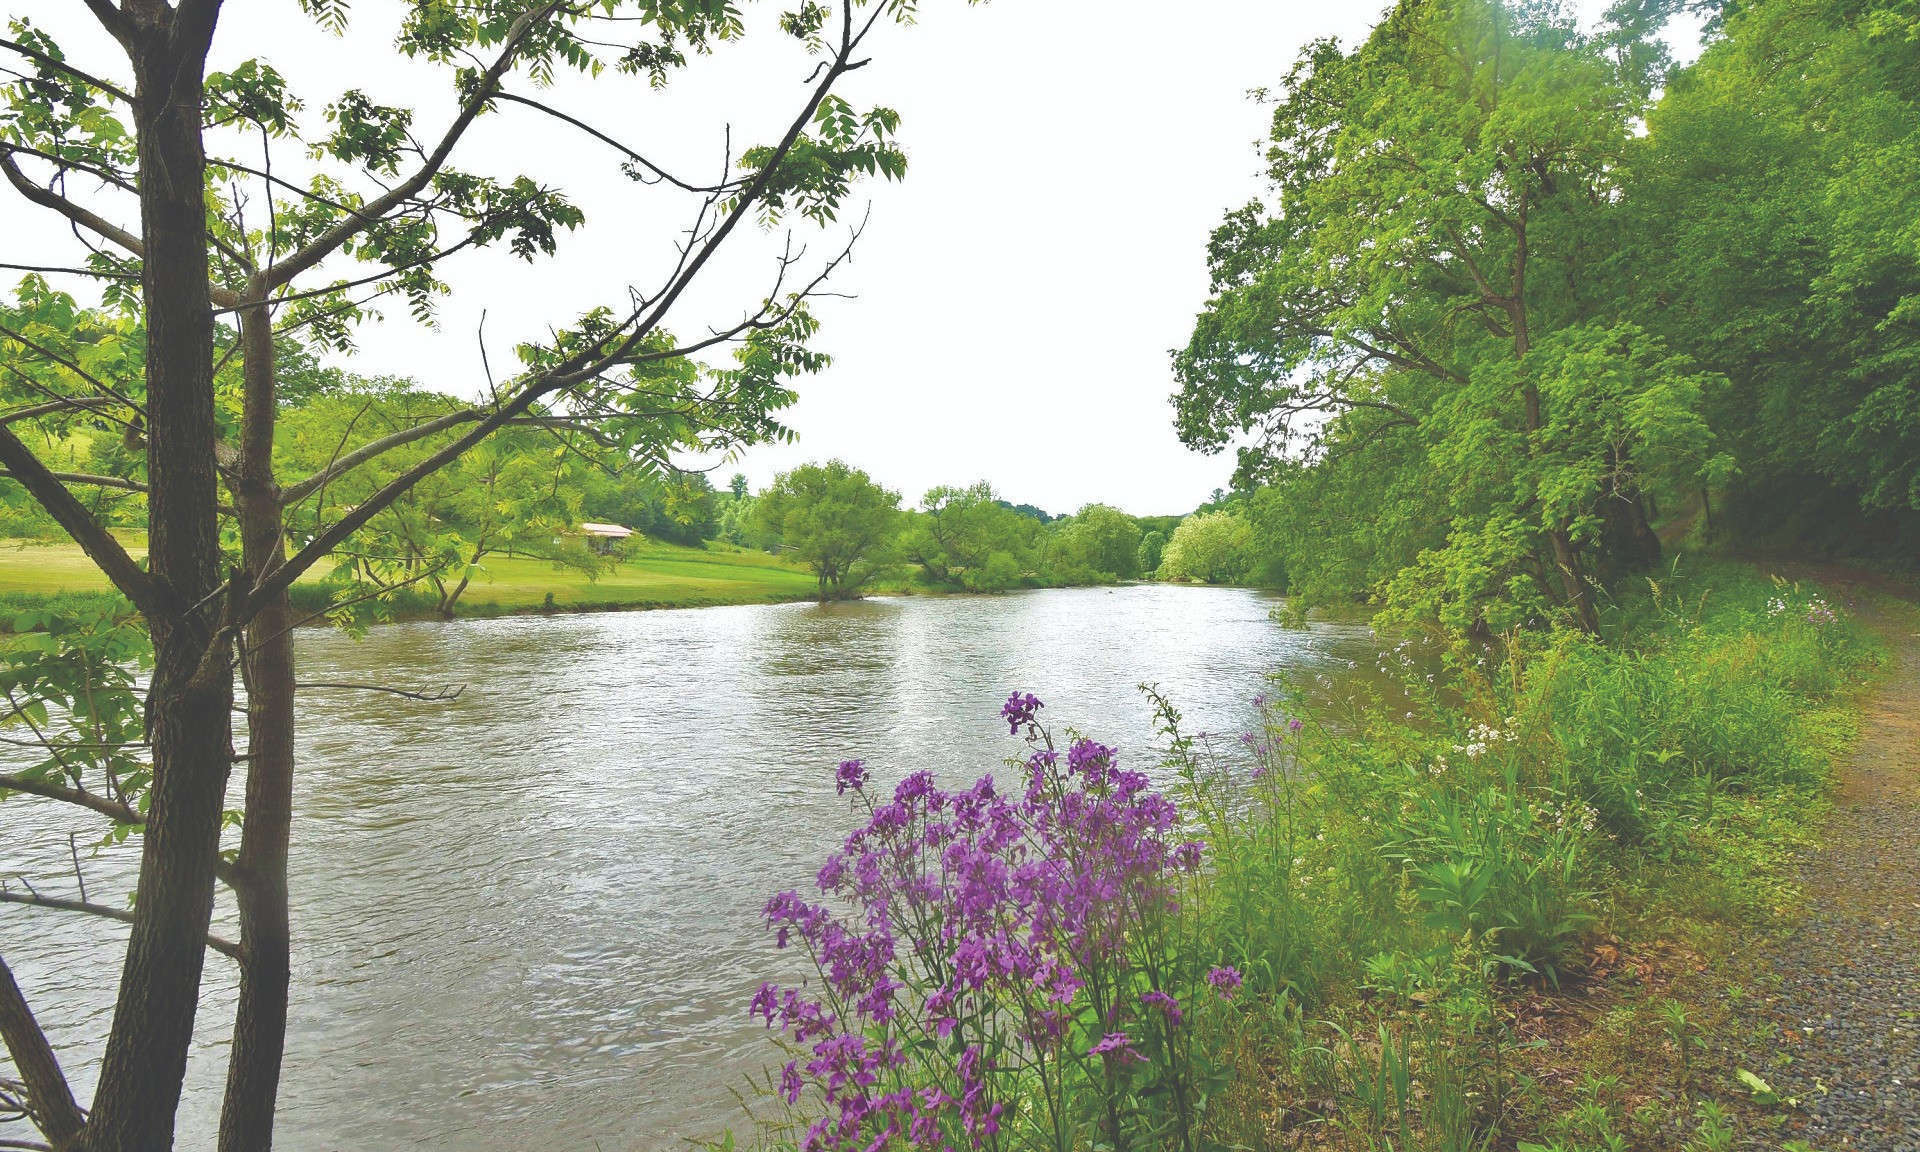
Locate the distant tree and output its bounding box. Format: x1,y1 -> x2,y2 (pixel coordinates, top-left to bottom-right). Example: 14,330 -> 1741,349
362,428 -> 600,617
968,550 -> 1024,593
998,500 -> 1054,524
1136,530 -> 1166,578
755,460 -> 901,599
900,482 -> 1037,584
584,470 -> 720,547
719,494 -> 774,550
729,472 -> 751,501
1049,504 -> 1142,581
1160,511 -> 1253,584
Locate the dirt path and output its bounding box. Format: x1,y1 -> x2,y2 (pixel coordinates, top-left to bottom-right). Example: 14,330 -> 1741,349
1745,574 -> 1920,1149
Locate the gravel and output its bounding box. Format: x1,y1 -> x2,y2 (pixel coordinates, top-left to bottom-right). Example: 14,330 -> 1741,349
1741,583 -> 1920,1151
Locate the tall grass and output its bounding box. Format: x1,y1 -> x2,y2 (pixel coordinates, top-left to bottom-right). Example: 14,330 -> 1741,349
1158,561 -> 1877,1150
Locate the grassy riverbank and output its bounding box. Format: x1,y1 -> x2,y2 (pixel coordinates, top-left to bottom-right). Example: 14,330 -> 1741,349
1175,561 -> 1892,1151
730,560 -> 1895,1152
0,535 -> 820,625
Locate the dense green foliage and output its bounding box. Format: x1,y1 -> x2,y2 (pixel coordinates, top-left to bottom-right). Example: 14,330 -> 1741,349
1176,0 -> 1920,626
1158,509 -> 1253,585
753,459 -> 903,599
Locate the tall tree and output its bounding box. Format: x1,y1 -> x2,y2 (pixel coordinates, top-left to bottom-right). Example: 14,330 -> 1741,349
0,1 -> 949,1147
899,481 -> 1038,584
1174,0 -> 1724,633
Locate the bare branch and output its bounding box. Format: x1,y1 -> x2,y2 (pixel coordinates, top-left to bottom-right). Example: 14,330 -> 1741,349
0,892 -> 241,961
492,91 -> 740,195
0,153 -> 243,309
0,955 -> 84,1147
0,260 -> 136,282
0,152 -> 141,258
0,397 -> 127,426
296,681 -> 465,702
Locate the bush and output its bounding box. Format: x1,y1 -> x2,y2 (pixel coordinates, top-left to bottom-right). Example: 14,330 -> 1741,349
749,694 -> 1237,1152
963,550 -> 1023,593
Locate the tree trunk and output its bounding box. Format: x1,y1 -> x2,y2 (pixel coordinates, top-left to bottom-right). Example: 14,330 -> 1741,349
85,26 -> 235,1151
220,293 -> 295,1152
1510,225 -> 1599,635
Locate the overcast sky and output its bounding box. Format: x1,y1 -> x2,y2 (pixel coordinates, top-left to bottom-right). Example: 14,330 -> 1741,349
4,1 -> 1697,518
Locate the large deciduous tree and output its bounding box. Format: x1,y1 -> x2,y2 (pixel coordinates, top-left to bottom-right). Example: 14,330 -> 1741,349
0,1 -> 950,1147
899,481 -> 1039,586
753,458 -> 900,598
1174,0 -> 1726,633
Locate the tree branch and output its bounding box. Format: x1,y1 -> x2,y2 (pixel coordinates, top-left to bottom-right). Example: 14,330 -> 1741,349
296,681 -> 465,702
0,892 -> 241,961
0,428 -> 160,617
0,153 -> 242,309
259,1 -> 566,292
0,36 -> 131,103
0,152 -> 142,258
0,773 -> 138,827
280,408 -> 486,505
492,91 -> 740,195
0,955 -> 84,1148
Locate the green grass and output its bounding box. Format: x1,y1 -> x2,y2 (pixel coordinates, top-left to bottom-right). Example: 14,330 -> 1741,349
0,535 -> 820,617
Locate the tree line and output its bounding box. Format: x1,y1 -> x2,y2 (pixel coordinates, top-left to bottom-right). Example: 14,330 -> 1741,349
744,461 -> 1280,599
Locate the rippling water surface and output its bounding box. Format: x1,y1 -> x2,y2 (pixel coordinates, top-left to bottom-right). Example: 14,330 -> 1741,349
2,584 -> 1378,1149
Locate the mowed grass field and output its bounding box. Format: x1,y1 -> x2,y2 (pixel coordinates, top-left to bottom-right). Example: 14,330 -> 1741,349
0,535 -> 821,613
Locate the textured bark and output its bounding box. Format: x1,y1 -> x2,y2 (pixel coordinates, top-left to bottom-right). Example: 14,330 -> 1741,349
83,11 -> 236,1150
219,294 -> 295,1152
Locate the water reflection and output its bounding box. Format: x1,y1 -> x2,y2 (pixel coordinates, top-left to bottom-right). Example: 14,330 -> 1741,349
1,584 -> 1379,1150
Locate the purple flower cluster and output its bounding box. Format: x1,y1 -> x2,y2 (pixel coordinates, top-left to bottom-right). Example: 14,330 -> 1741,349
752,694 -> 1234,1151
1000,690 -> 1042,735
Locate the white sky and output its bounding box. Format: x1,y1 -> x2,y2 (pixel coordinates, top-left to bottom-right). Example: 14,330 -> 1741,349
3,1 -> 1700,518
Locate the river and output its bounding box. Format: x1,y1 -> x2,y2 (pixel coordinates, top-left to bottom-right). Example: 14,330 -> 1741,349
1,584 -> 1381,1150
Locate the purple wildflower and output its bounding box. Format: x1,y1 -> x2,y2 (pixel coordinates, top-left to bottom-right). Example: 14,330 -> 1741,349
1141,989 -> 1184,1025
835,758 -> 869,795
1001,690 -> 1042,734
1087,1031 -> 1144,1062
754,693 -> 1207,1149
1207,965 -> 1243,998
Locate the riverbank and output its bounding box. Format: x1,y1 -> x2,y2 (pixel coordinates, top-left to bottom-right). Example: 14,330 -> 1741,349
727,559 -> 1902,1151
0,536 -> 821,627
1204,561 -> 1905,1151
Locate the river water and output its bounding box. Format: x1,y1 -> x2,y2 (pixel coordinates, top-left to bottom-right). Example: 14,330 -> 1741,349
1,584 -> 1379,1150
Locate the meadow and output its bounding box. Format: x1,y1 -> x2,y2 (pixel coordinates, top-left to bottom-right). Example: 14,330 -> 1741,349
0,535 -> 821,621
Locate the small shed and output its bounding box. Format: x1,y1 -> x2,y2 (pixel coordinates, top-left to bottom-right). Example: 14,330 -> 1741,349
580,522 -> 635,555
